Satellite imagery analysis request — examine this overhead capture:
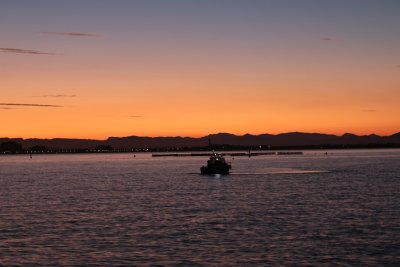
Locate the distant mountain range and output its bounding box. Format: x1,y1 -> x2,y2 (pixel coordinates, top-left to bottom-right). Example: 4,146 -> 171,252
1,132 -> 400,150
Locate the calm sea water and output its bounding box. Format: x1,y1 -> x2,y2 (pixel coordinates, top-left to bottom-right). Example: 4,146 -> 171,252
0,149 -> 399,266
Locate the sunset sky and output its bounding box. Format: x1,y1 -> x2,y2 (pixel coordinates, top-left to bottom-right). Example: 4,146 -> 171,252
1,0 -> 399,139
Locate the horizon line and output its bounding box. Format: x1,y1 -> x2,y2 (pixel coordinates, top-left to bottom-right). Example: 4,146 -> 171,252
2,131 -> 399,141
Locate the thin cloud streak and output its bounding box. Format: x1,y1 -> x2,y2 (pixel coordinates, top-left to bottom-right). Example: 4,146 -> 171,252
35,94 -> 77,98
0,48 -> 58,55
321,37 -> 334,41
129,115 -> 144,118
42,31 -> 100,37
0,103 -> 62,108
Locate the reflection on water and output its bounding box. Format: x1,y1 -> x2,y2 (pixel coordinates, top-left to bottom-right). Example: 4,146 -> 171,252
0,149 -> 399,266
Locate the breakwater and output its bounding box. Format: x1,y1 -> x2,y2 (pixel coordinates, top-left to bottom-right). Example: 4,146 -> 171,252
152,151 -> 303,157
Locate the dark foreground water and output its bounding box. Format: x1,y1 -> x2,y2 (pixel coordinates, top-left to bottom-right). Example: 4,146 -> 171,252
0,149 -> 399,266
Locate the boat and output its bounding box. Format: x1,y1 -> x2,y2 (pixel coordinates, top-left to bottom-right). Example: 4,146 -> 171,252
200,153 -> 232,175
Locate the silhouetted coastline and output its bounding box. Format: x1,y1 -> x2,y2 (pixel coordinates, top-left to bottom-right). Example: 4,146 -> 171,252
1,132 -> 400,154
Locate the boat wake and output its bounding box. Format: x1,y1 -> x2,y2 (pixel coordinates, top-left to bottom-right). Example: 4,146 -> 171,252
189,168 -> 329,175
230,170 -> 329,175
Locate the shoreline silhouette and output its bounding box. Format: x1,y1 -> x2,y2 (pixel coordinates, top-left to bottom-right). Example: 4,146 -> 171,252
1,132 -> 399,154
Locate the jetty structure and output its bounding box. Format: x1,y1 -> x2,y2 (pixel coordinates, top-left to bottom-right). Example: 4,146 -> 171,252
152,151 -> 303,157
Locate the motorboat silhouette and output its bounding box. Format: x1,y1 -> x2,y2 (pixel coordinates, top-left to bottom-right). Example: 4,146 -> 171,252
200,153 -> 231,175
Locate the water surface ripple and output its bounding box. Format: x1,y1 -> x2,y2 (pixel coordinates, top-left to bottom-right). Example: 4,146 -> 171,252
1,150 -> 399,266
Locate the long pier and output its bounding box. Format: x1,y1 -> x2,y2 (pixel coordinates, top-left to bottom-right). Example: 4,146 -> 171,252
152,151 -> 303,157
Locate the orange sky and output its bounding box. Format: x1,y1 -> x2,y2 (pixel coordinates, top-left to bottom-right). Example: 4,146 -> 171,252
1,1 -> 399,139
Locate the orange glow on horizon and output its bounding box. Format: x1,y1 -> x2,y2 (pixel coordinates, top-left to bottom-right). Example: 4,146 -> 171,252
1,2 -> 399,139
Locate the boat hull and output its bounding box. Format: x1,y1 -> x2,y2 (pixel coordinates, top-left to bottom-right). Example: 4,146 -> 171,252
200,165 -> 230,175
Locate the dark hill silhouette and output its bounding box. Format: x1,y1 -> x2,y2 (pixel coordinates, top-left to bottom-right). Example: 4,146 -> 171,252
105,136 -> 206,149
390,132 -> 400,138
1,131 -> 400,150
